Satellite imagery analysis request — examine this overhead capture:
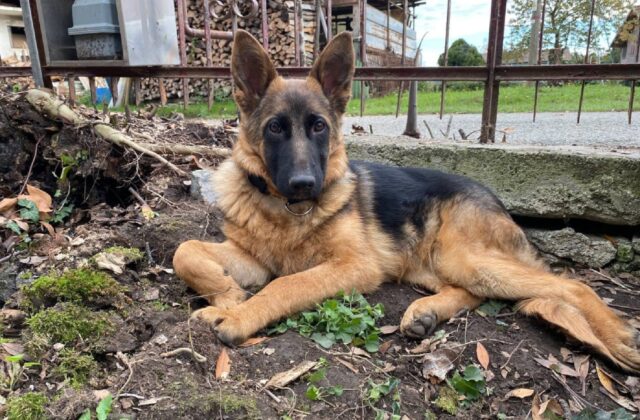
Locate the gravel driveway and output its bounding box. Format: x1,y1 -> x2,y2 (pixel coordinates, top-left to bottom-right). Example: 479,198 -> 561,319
343,112 -> 640,148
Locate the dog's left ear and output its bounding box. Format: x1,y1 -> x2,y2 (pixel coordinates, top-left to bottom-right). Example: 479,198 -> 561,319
309,32 -> 355,114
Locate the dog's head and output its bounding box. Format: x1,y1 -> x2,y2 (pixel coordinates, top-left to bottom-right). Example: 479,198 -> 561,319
231,30 -> 355,202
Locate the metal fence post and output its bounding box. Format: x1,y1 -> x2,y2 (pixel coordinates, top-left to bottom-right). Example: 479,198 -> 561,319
21,0 -> 50,88
480,0 -> 507,143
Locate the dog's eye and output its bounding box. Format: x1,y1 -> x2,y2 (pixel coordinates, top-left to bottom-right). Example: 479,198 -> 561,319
313,120 -> 326,133
268,121 -> 282,134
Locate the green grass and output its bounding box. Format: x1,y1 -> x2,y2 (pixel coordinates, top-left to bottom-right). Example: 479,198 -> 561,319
87,82 -> 638,118
348,82 -> 640,115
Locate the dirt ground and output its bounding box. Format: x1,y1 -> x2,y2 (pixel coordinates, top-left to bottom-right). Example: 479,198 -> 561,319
1,91 -> 639,419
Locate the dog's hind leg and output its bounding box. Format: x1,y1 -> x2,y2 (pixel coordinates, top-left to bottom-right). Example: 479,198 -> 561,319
435,216 -> 640,372
400,286 -> 483,338
173,240 -> 271,309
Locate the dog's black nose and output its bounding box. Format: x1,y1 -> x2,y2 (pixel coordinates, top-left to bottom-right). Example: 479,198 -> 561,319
289,175 -> 316,192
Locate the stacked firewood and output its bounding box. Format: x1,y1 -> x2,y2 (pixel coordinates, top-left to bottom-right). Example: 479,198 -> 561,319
137,0 -> 313,102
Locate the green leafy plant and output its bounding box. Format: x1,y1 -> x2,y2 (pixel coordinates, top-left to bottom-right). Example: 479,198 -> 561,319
475,300 -> 507,317
18,199 -> 40,224
51,204 -> 74,224
2,354 -> 40,391
270,291 -> 384,352
365,377 -> 401,420
572,407 -> 635,420
449,365 -> 486,404
79,393 -> 113,420
303,359 -> 344,402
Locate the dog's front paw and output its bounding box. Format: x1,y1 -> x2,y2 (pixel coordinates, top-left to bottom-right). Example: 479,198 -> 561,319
400,304 -> 439,338
191,306 -> 249,346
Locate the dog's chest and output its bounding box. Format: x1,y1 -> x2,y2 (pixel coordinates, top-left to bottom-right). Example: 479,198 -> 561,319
225,222 -> 327,276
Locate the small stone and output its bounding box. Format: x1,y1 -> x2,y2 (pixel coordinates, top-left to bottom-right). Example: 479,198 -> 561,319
143,288 -> 160,301
93,389 -> 111,401
153,334 -> 169,345
53,343 -> 65,352
190,169 -> 218,205
525,228 -> 616,268
615,238 -> 635,263
633,236 -> 640,254
120,398 -> 134,410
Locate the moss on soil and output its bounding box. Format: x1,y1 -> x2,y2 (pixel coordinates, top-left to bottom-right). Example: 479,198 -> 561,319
21,268 -> 125,310
435,386 -> 459,416
103,246 -> 144,262
25,303 -> 113,349
5,392 -> 48,420
52,348 -> 98,388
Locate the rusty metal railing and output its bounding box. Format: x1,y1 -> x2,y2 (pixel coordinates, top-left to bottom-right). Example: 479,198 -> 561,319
1,0 -> 639,143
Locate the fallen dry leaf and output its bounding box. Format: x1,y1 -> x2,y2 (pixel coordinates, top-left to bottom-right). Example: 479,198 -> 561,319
93,252 -> 127,275
0,197 -> 17,214
573,354 -> 589,396
215,348 -> 231,380
336,358 -> 358,374
25,185 -> 52,213
266,360 -> 317,389
238,337 -> 269,348
596,363 -> 638,412
350,347 -> 371,358
422,348 -> 457,383
379,340 -> 393,354
534,354 -> 580,377
2,342 -> 25,356
505,388 -> 535,399
379,325 -> 399,335
476,342 -> 490,370
139,396 -> 170,406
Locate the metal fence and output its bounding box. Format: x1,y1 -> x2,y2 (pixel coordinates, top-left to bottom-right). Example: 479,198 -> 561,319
1,0 -> 639,143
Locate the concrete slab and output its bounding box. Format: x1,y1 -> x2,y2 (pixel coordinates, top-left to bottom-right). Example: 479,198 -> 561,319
345,135 -> 640,226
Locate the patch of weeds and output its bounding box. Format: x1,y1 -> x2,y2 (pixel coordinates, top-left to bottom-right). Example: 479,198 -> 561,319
181,391 -> 260,419
2,354 -> 40,391
270,290 -> 385,352
572,407 -> 635,420
475,300 -> 508,317
424,409 -> 438,420
21,269 -> 126,310
449,364 -> 487,406
434,386 -> 459,415
151,300 -> 170,311
79,393 -> 112,420
103,246 -> 144,262
25,303 -> 113,348
5,392 -> 48,420
52,348 -> 98,388
304,359 -> 344,402
365,377 -> 401,419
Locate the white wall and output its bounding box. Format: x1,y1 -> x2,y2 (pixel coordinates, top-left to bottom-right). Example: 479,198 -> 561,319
0,12 -> 27,61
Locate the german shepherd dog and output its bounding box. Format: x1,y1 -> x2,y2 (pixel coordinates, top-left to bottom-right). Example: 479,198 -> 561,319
173,30 -> 640,371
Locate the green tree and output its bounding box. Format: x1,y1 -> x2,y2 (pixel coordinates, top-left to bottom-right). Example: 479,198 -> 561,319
507,0 -> 634,64
438,39 -> 485,66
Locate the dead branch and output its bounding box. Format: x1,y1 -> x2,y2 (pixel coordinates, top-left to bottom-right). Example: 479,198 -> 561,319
25,89 -> 188,177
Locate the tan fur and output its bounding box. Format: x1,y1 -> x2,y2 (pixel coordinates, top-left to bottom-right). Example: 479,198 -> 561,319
173,30 -> 640,372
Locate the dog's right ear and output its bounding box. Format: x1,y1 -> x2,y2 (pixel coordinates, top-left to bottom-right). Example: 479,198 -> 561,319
232,29 -> 277,114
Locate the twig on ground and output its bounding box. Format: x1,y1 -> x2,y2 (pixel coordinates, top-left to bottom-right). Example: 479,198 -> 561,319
423,121 -> 435,139
25,89 -> 187,177
115,351 -> 134,399
128,187 -> 149,208
589,269 -> 630,290
160,347 -> 207,363
18,135 -> 43,196
500,339 -> 525,370
262,388 -> 281,404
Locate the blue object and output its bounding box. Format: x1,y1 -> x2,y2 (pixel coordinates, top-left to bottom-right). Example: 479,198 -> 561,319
95,87 -> 111,104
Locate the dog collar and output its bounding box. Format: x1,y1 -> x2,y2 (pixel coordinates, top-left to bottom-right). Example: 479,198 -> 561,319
247,174 -> 315,216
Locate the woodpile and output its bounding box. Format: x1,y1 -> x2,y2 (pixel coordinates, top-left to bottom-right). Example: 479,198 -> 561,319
137,0 -> 316,102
